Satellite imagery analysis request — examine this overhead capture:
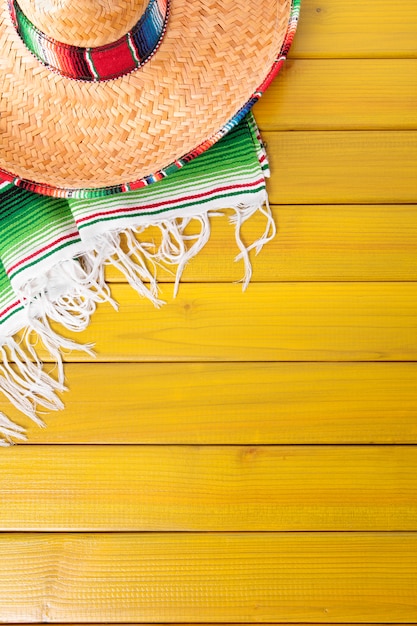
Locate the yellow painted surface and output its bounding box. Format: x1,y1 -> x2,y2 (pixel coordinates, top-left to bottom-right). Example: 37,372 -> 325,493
254,60 -> 417,130
1,445 -> 417,530
41,282 -> 417,362
264,131 -> 417,204
290,0 -> 417,57
4,362 -> 415,444
2,1 -> 416,624
104,205 -> 417,282
0,533 -> 416,622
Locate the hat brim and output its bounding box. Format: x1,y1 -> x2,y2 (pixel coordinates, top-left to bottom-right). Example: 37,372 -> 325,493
0,0 -> 299,198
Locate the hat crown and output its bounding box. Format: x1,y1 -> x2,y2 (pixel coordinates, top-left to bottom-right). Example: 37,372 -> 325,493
17,0 -> 148,46
10,0 -> 170,81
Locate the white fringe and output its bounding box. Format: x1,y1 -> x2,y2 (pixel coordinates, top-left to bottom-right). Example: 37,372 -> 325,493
0,200 -> 274,444
0,411 -> 26,446
230,197 -> 276,289
0,257 -> 117,445
90,229 -> 164,308
0,332 -> 67,445
86,200 -> 274,302
17,257 -> 119,375
19,258 -> 115,333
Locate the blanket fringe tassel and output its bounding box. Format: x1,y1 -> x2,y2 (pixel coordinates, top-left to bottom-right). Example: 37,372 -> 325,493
86,200 -> 275,303
0,258 -> 115,444
0,201 -> 274,444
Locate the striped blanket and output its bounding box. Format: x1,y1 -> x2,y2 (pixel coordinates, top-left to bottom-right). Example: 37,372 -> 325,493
0,113 -> 274,444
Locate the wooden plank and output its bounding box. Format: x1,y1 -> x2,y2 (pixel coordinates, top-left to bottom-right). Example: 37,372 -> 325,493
9,362 -> 417,445
289,0 -> 417,58
253,60 -> 417,130
40,282 -> 417,362
263,131 -> 417,204
104,205 -> 417,283
0,533 -> 416,622
1,445 -> 417,531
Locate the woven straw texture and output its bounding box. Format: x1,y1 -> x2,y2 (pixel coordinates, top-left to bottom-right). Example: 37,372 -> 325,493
17,0 -> 147,46
0,0 -> 291,191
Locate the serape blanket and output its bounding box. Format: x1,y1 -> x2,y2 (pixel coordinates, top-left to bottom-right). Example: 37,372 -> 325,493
0,113 -> 274,444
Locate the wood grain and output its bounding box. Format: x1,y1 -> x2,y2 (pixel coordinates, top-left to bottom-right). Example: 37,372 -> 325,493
1,445 -> 417,531
1,1 -> 415,623
6,362 -> 416,444
104,205 -> 417,283
0,533 -> 416,622
37,282 -> 417,363
253,60 -> 417,130
289,0 -> 417,58
264,131 -> 417,204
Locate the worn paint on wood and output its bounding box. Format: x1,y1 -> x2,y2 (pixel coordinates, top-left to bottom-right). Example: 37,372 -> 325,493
254,60 -> 417,130
3,362 -> 416,444
1,445 -> 417,530
33,282 -> 417,362
0,533 -> 416,622
290,0 -> 417,58
264,131 -> 417,204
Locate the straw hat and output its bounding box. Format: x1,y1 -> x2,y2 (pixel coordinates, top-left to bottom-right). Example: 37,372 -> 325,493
0,0 -> 298,198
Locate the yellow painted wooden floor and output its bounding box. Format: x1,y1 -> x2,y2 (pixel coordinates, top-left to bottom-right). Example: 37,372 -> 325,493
1,0 -> 417,623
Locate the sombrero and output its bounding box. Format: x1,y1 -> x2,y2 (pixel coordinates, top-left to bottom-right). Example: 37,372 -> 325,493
0,0 -> 299,197
0,0 -> 300,444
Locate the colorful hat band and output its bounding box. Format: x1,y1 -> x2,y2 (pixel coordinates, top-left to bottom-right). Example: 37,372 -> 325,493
8,0 -> 170,81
